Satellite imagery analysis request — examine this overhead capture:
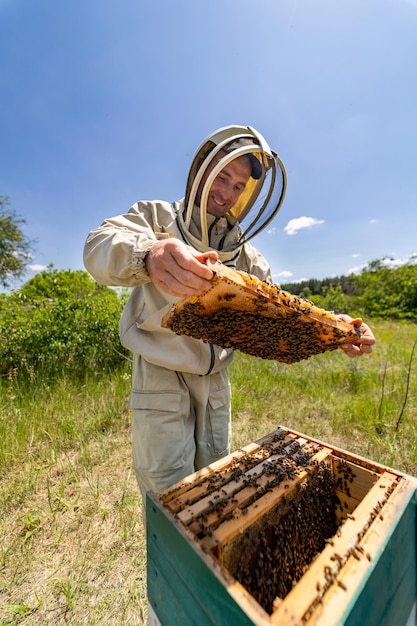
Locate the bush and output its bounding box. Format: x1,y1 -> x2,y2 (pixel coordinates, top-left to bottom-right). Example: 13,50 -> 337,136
0,269 -> 129,379
282,260 -> 417,321
354,261 -> 417,320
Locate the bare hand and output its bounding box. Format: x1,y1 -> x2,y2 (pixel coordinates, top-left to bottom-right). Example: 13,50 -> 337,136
337,314 -> 375,358
145,239 -> 218,297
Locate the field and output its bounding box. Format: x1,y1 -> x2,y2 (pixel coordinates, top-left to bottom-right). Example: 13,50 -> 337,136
1,319 -> 416,625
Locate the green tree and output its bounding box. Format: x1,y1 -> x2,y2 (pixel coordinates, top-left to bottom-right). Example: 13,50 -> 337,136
309,284 -> 352,314
354,261 -> 417,320
0,196 -> 32,288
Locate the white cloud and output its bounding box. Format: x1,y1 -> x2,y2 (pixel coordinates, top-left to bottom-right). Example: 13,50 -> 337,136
352,253 -> 360,258
267,227 -> 277,235
287,277 -> 310,284
380,256 -> 417,269
27,264 -> 48,272
347,263 -> 368,275
347,253 -> 417,275
274,270 -> 293,279
13,251 -> 33,259
369,219 -> 377,224
284,216 -> 324,236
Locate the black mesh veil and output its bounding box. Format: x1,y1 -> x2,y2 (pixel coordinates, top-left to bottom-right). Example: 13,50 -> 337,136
178,125 -> 287,259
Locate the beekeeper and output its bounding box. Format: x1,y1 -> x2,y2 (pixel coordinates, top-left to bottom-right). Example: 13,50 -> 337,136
83,125 -> 375,510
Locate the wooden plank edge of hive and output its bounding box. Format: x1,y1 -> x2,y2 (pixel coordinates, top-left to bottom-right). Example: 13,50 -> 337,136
160,441 -> 267,506
269,471 -> 403,625
332,456 -> 383,519
163,428 -> 294,510
200,446 -> 333,553
184,447 -> 316,533
303,473 -> 417,625
177,434 -> 308,526
332,457 -> 380,490
275,425 -> 415,480
146,490 -> 275,626
225,581 -> 278,626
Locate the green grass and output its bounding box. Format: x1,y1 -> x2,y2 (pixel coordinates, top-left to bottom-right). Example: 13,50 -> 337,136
0,319 -> 416,624
231,319 -> 417,474
0,368 -> 147,626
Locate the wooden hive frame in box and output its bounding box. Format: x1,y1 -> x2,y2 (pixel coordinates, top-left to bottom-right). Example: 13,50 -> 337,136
147,427 -> 417,626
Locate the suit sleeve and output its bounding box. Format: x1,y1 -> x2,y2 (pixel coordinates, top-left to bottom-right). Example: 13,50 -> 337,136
83,202 -> 164,287
236,242 -> 273,283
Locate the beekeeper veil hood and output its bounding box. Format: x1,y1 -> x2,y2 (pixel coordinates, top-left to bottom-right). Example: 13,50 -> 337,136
177,125 -> 287,263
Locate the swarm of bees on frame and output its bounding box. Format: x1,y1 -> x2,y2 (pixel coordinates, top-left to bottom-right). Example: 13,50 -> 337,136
223,461 -> 339,613
162,263 -> 361,364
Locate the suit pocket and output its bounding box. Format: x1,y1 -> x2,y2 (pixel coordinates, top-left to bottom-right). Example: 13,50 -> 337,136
129,390 -> 185,473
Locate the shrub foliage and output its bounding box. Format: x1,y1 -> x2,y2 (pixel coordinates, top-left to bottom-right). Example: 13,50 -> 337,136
1,260 -> 416,381
282,259 -> 417,321
0,269 -> 129,379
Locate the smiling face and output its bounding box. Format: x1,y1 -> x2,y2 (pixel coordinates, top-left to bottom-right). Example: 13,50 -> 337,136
196,153 -> 252,217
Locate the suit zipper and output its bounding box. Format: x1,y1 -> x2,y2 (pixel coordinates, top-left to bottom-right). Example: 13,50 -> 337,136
205,345 -> 216,375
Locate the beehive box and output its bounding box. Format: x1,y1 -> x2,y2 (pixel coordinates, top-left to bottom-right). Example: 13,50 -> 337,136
146,427 -> 417,626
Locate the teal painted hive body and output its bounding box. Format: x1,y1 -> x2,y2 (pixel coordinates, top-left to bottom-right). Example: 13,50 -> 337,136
147,427 -> 417,625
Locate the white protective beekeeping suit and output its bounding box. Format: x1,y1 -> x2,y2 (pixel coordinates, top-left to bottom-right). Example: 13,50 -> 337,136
83,124 -> 287,507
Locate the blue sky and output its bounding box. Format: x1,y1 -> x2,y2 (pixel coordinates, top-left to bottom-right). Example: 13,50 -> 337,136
1,0 -> 416,286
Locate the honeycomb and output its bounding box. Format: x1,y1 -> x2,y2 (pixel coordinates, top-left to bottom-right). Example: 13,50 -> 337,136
162,260 -> 361,364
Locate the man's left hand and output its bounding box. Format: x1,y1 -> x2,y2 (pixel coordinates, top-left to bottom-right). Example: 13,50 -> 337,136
337,315 -> 375,358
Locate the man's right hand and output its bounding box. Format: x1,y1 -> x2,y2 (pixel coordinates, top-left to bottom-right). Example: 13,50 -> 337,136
145,239 -> 218,297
